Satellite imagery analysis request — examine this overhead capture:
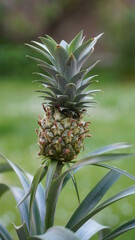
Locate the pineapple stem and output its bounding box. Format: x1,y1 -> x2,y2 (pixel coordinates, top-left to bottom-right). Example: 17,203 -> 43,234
53,162 -> 64,179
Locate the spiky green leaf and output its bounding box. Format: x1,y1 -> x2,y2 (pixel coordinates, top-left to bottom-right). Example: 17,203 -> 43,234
0,224 -> 13,240
54,45 -> 69,74
68,30 -> 83,54
76,219 -> 109,240
66,170 -> 121,230
103,219 -> 135,240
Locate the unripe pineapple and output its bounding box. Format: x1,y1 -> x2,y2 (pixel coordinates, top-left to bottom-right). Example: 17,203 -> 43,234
26,31 -> 103,162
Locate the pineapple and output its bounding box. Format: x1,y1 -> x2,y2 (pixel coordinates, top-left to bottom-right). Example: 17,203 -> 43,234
26,31 -> 103,162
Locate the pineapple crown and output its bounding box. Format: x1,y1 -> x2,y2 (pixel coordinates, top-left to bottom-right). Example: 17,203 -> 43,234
26,31 -> 103,113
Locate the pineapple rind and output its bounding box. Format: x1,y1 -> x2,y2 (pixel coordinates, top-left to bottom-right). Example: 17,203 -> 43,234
37,106 -> 91,162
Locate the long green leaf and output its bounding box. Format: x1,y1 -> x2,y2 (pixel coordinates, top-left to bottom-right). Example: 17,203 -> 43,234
68,30 -> 83,54
74,185 -> 135,231
14,222 -> 29,240
11,186 -> 30,231
54,45 -> 69,74
93,162 -> 135,181
70,69 -> 86,88
0,183 -> 30,232
0,224 -> 13,240
76,219 -> 109,240
29,226 -> 80,240
55,74 -> 68,91
65,163 -> 80,205
44,151 -> 133,230
64,83 -> 76,98
26,55 -> 53,67
38,64 -> 59,79
73,153 -> 134,170
29,164 -> 47,232
44,171 -> 68,230
86,142 -> 131,157
64,54 -> 77,80
33,72 -> 57,85
45,161 -> 58,199
25,43 -> 54,65
103,219 -> 135,240
26,172 -> 46,235
66,170 -> 121,230
0,153 -> 30,191
0,154 -> 42,235
39,38 -> 56,57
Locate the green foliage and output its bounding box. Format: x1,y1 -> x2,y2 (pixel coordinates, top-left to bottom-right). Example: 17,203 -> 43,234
0,142 -> 135,239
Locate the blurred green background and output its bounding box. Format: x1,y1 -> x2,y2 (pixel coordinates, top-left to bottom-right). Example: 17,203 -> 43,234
0,0 -> 135,239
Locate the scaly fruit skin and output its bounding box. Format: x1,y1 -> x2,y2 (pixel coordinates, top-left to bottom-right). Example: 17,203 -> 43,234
36,106 -> 91,162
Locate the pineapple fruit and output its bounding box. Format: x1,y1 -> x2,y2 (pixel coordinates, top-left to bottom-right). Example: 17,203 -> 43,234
26,31 -> 103,162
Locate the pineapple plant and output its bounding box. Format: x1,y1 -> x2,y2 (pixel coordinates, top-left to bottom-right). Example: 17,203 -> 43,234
0,31 -> 135,240
26,31 -> 102,163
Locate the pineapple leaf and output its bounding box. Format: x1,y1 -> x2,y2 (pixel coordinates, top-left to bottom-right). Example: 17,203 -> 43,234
0,153 -> 30,191
0,154 -> 43,235
0,224 -> 13,240
35,80 -> 54,87
45,161 -> 58,200
29,226 -> 80,240
103,219 -> 135,240
46,35 -> 57,44
78,185 -> 135,232
43,96 -> 57,102
45,172 -> 67,230
73,93 -> 87,102
35,90 -> 55,97
44,152 -> 133,231
77,33 -> 103,69
31,41 -> 49,53
25,43 -> 54,65
84,60 -> 100,78
14,222 -> 30,240
54,45 -> 69,74
33,73 -> 57,86
26,55 -> 54,68
66,170 -> 121,230
65,163 -> 80,205
64,83 -> 76,98
39,37 -> 56,57
60,40 -> 68,49
73,38 -> 93,61
38,64 -> 59,79
29,164 -> 48,232
82,75 -> 98,85
56,74 -> 68,91
78,47 -> 94,69
68,30 -> 83,54
93,163 -> 135,181
73,153 -> 134,169
86,142 -> 132,157
86,89 -> 101,95
76,83 -> 91,93
76,219 -> 109,240
70,70 -> 86,88
48,86 -> 62,95
64,54 -> 77,80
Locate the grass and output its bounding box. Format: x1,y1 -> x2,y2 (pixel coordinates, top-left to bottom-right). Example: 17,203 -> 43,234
0,76 -> 135,239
